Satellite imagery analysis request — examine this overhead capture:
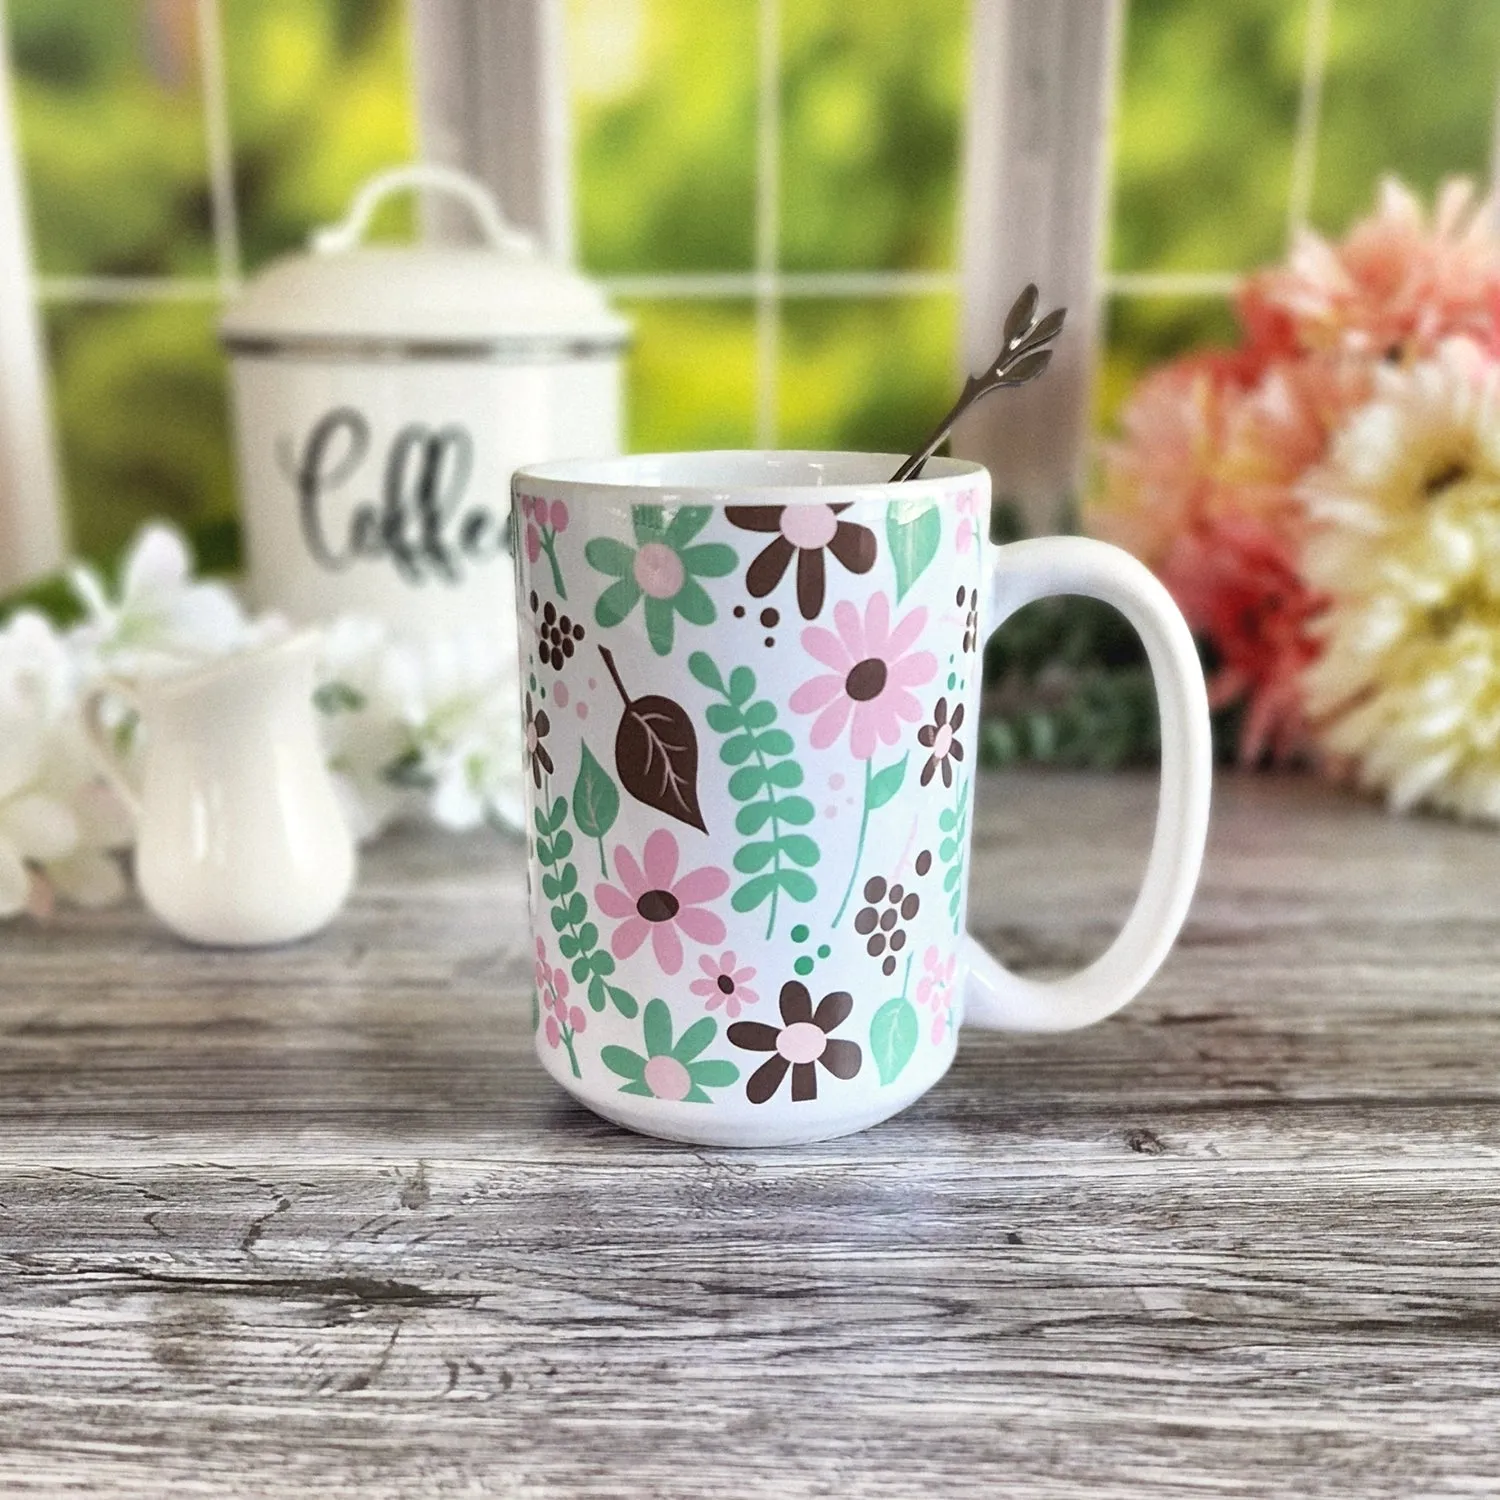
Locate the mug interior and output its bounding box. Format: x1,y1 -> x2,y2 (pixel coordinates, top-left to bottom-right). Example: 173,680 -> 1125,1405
515,449 -> 985,500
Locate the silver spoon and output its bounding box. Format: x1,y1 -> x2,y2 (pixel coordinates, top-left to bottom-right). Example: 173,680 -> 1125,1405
890,283 -> 1066,482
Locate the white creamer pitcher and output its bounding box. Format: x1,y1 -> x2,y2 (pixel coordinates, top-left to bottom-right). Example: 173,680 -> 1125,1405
83,633 -> 356,947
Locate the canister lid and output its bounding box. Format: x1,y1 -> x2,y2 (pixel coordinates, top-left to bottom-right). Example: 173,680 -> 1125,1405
220,165 -> 629,356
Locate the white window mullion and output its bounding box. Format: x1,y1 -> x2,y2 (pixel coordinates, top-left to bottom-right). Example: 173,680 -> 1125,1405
954,0 -> 1123,533
408,0 -> 574,260
0,0 -> 65,592
753,0 -> 781,448
196,0 -> 242,293
1286,0 -> 1332,244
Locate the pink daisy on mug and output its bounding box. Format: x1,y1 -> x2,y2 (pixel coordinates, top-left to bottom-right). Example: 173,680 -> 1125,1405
790,592 -> 937,759
595,829 -> 728,975
689,950 -> 759,1017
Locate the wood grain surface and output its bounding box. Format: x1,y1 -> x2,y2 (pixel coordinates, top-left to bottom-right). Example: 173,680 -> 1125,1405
2,769 -> 1499,1498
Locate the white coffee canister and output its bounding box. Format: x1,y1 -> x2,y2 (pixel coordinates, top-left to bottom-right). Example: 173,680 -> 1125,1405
220,164 -> 629,638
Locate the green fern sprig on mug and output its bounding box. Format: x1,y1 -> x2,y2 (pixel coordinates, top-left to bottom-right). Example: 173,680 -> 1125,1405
688,651 -> 819,939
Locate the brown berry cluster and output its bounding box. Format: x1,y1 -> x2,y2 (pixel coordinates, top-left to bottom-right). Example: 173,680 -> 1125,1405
957,585 -> 979,653
531,591 -> 585,669
854,875 -> 921,978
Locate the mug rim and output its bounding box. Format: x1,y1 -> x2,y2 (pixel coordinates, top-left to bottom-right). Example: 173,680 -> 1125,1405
514,448 -> 987,500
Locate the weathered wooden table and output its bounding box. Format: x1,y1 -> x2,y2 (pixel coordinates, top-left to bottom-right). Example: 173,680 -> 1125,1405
3,769 -> 1499,1497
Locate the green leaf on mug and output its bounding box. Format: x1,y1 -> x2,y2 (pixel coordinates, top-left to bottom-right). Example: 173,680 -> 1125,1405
687,650 -> 725,694
571,741 -> 619,842
870,996 -> 919,1086
730,873 -> 779,913
777,834 -> 819,868
694,649 -> 820,937
886,497 -> 941,603
867,753 -> 908,811
733,841 -> 778,874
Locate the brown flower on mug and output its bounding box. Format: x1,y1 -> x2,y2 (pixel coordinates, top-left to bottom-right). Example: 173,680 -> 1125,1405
728,980 -> 862,1103
854,875 -> 920,978
726,503 -> 876,620
917,697 -> 965,788
524,691 -> 554,787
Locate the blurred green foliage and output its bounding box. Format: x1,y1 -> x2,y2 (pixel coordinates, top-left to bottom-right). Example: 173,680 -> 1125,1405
11,0 -> 414,566
1111,0 -> 1304,277
777,0 -> 965,273
12,0 -> 215,276
7,0 -> 1500,616
619,299 -> 759,452
1311,0 -> 1500,235
569,0 -> 758,271
1099,0 -> 1500,431
778,294 -> 958,456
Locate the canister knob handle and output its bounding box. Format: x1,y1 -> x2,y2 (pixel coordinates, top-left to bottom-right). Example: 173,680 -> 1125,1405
311,164 -> 538,257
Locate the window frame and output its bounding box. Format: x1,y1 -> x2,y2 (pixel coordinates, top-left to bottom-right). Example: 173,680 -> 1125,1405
0,0 -> 1467,587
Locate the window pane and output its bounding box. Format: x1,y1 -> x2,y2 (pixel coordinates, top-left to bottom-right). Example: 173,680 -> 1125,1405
779,0 -> 968,274
1096,294 -> 1240,432
777,294 -> 957,452
9,0 -> 215,278
45,300 -> 235,566
1111,0 -> 1302,275
618,299 -> 757,451
222,0 -> 416,271
570,0 -> 757,273
1310,0 -> 1500,235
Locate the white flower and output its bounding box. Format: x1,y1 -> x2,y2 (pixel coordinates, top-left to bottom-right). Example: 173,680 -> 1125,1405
380,618 -> 526,833
315,614 -> 418,842
69,522 -> 273,676
314,598 -> 525,839
1301,338 -> 1500,817
0,612 -> 132,918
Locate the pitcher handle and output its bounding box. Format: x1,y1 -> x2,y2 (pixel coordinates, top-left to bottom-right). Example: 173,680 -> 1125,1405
81,682 -> 145,822
962,536 -> 1212,1033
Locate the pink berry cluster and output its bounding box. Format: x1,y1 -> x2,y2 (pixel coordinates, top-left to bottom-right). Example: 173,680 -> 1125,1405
520,493 -> 569,565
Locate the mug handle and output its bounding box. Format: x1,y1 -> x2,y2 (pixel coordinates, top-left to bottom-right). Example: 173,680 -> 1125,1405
81,682 -> 145,823
963,536 -> 1212,1033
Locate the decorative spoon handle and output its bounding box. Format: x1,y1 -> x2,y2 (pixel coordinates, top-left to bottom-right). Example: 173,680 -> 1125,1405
890,283 -> 1066,482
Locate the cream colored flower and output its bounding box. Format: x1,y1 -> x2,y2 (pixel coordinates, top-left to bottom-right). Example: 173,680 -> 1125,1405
1301,338 -> 1500,816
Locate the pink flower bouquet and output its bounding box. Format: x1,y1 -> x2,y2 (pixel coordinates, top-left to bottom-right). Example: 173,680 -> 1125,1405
1091,177 -> 1500,820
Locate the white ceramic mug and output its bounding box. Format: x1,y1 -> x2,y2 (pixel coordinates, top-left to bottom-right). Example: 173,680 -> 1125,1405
512,452 -> 1211,1146
82,633 -> 355,947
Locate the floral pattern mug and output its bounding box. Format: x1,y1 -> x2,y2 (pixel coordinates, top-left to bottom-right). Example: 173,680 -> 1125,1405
512,452 -> 1211,1146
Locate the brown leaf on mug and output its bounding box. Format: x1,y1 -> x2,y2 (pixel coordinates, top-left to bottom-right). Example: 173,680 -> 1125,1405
599,646 -> 706,833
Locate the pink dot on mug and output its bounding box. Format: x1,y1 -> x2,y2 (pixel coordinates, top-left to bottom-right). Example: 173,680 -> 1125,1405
554,681 -> 570,708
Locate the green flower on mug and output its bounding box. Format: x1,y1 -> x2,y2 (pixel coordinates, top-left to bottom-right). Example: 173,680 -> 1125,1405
602,998 -> 740,1103
585,506 -> 737,656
